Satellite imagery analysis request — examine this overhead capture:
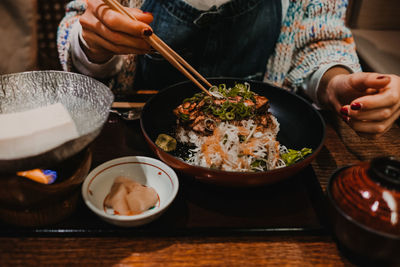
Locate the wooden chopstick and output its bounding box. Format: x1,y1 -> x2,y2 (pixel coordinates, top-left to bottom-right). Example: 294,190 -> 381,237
102,0 -> 212,96
151,35 -> 212,88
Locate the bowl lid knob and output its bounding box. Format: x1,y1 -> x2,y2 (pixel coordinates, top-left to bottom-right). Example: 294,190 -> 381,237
368,157 -> 400,191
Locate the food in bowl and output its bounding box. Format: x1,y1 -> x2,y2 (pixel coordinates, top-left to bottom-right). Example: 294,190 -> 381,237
82,156 -> 179,227
104,176 -> 158,216
170,83 -> 312,172
0,71 -> 114,173
0,103 -> 78,160
155,134 -> 177,152
140,78 -> 325,186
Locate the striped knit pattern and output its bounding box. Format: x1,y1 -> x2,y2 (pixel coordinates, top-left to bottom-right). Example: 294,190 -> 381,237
57,0 -> 361,93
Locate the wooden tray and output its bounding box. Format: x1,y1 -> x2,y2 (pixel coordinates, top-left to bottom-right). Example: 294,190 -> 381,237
0,116 -> 328,237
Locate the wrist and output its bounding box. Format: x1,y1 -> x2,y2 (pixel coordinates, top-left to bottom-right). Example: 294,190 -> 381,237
317,67 -> 351,110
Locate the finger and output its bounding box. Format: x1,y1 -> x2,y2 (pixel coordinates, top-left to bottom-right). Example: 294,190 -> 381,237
82,29 -> 151,55
80,12 -> 151,51
130,10 -> 153,24
88,0 -> 153,37
349,87 -> 399,111
88,0 -> 153,23
348,106 -> 397,121
348,72 -> 391,91
347,107 -> 400,135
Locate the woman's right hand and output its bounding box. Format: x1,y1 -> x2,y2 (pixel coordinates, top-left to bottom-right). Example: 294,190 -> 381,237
79,0 -> 154,63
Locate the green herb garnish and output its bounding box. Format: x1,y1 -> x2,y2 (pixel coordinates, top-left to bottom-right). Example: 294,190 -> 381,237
250,159 -> 267,171
281,148 -> 312,166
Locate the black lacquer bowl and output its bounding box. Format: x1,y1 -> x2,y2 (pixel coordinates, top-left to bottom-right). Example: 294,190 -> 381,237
140,78 -> 326,187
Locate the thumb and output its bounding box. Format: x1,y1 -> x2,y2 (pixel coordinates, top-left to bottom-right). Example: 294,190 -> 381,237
348,72 -> 391,92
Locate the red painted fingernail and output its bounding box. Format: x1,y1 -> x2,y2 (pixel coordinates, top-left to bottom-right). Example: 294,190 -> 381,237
143,29 -> 153,36
351,102 -> 362,110
340,106 -> 348,115
377,75 -> 387,80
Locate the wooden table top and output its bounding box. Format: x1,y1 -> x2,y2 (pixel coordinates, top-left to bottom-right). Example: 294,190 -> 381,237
1,109 -> 399,266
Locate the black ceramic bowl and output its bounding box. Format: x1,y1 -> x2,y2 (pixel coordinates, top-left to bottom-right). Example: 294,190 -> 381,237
327,157 -> 400,263
140,78 -> 326,187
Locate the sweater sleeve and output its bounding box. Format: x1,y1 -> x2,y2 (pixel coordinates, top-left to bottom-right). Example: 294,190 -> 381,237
57,0 -> 88,72
70,22 -> 124,78
57,0 -> 144,93
266,0 -> 361,92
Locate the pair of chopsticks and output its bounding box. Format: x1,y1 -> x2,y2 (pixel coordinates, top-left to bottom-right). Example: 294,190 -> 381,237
102,0 -> 212,96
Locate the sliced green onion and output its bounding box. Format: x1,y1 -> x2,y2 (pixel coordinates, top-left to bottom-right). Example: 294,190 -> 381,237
180,113 -> 189,121
225,112 -> 235,120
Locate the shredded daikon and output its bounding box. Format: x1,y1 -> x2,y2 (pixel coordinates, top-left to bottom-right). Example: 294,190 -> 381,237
176,116 -> 287,172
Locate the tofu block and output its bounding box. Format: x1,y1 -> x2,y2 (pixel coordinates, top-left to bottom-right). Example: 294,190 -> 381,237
0,103 -> 79,159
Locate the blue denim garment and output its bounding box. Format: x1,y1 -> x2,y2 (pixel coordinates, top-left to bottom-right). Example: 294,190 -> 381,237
134,0 -> 281,90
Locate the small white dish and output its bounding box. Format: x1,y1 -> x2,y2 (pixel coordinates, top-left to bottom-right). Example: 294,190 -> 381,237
82,156 -> 179,227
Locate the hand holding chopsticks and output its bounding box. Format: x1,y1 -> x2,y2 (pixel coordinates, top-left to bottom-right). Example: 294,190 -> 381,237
102,0 -> 212,96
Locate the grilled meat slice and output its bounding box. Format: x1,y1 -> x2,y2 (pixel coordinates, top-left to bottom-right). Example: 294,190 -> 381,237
174,92 -> 270,134
254,95 -> 269,113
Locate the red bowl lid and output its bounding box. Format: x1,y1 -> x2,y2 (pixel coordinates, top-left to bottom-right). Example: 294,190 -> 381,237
329,157 -> 400,236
